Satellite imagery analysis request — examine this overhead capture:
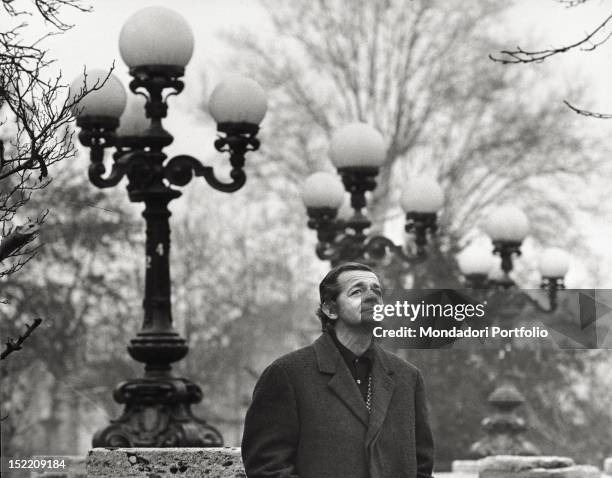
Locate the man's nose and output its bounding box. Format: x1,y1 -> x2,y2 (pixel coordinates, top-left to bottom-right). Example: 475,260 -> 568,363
363,287 -> 381,303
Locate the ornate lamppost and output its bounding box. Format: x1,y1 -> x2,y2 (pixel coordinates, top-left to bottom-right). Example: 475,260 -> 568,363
69,7 -> 267,447
300,123 -> 444,267
456,206 -> 570,456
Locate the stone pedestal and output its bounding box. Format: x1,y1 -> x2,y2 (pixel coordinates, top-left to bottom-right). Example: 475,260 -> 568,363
86,447 -> 244,477
479,455 -> 600,478
470,384 -> 540,458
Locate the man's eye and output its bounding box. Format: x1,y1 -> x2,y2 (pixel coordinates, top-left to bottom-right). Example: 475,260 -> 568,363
350,290 -> 361,295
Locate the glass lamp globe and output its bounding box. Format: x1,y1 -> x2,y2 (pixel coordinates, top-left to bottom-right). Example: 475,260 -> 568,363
336,194 -> 353,220
117,94 -> 149,137
329,123 -> 386,169
400,176 -> 444,213
301,172 -> 345,209
208,76 -> 268,125
69,69 -> 127,119
119,7 -> 194,68
457,246 -> 494,276
483,206 -> 529,242
538,247 -> 570,278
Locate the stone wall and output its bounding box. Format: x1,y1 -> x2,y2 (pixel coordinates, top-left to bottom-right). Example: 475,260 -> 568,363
86,447 -> 244,478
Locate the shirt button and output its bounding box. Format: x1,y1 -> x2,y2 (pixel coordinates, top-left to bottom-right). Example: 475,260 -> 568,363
356,379 -> 361,384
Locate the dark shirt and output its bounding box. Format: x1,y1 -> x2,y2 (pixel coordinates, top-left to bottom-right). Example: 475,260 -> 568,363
327,329 -> 373,402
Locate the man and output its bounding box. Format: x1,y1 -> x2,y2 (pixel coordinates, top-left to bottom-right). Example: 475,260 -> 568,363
242,262 -> 435,478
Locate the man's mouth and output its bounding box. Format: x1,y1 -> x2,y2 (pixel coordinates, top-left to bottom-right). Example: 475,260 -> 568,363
361,301 -> 380,312
361,306 -> 377,316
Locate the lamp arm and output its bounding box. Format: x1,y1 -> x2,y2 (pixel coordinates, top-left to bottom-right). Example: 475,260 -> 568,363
315,241 -> 340,263
88,146 -> 130,189
164,154 -> 246,193
365,235 -> 427,265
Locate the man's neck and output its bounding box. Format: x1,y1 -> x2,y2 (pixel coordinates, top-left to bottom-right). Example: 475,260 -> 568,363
333,323 -> 373,356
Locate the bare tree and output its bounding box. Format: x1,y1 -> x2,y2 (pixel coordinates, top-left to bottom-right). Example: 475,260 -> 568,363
1,0 -> 106,283
1,0 -> 109,359
0,158 -> 141,455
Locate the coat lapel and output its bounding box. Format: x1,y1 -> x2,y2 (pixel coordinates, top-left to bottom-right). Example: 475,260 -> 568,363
314,333 -> 369,427
365,344 -> 396,448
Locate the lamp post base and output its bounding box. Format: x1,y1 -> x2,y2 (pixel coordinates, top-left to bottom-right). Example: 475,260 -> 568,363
469,382 -> 539,458
92,377 -> 223,447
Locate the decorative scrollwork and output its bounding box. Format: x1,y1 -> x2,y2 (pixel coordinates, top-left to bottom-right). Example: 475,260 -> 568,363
405,212 -> 438,251
92,377 -> 223,448
315,234 -> 366,265
128,66 -> 185,101
464,274 -> 562,313
337,167 -> 378,210
214,123 -> 261,184
365,235 -> 426,264
164,154 -> 247,193
306,207 -> 341,243
76,116 -> 118,149
88,146 -> 130,189
493,240 -> 522,274
307,204 -> 430,266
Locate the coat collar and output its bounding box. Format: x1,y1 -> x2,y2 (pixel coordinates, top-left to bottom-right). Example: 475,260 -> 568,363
313,332 -> 396,438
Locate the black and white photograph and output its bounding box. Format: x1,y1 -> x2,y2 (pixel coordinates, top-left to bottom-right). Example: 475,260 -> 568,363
1,0 -> 612,477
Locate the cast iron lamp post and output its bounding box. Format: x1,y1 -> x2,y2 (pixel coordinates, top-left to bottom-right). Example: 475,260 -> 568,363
300,123 -> 444,267
458,205 -> 569,312
458,207 -> 569,456
69,6 -> 267,447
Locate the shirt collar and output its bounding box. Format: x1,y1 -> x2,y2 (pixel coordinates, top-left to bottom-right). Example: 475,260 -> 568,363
327,327 -> 374,363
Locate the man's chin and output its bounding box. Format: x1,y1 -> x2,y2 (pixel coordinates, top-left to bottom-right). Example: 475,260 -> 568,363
360,313 -> 378,330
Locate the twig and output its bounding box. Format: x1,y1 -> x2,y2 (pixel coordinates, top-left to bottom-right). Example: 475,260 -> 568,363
1,318 -> 43,360
490,13 -> 612,63
563,100 -> 612,118
555,0 -> 590,7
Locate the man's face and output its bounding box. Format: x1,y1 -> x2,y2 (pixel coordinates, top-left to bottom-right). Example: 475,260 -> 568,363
330,270 -> 383,329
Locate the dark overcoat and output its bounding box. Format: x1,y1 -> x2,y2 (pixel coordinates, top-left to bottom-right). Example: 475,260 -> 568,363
241,332 -> 435,478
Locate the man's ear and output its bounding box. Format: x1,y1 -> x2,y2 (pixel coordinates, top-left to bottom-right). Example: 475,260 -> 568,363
322,302 -> 338,321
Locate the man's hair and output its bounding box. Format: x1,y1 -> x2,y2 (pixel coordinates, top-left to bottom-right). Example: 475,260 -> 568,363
316,262 -> 377,331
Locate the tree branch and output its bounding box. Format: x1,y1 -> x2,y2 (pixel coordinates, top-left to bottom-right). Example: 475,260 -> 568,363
490,13 -> 612,63
0,318 -> 43,360
555,0 -> 591,7
563,99 -> 612,118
